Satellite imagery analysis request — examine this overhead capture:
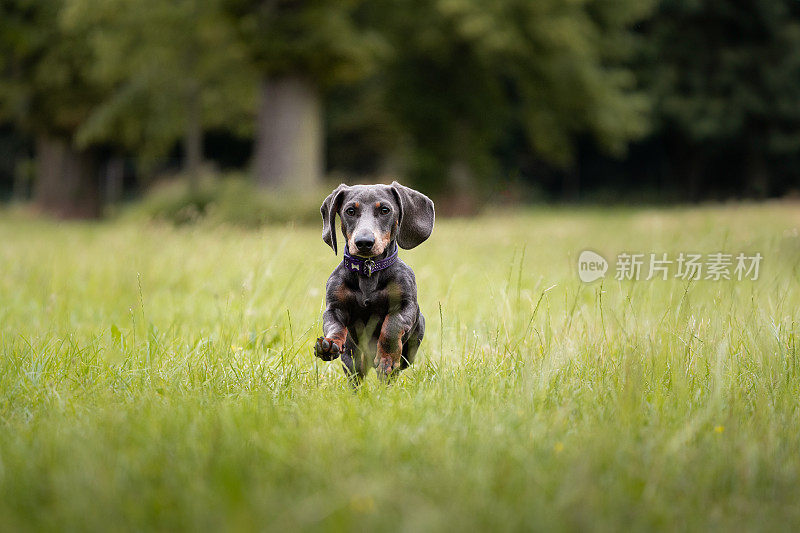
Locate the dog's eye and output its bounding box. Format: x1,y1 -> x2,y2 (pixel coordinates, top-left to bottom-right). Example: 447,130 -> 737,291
380,206 -> 390,215
345,207 -> 356,216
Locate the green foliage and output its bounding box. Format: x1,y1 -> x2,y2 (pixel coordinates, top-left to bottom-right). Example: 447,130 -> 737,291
5,0 -> 800,203
224,0 -> 384,86
363,0 -> 653,190
2,206 -> 800,528
62,0 -> 257,166
0,0 -> 102,137
643,0 -> 800,152
134,174 -> 323,227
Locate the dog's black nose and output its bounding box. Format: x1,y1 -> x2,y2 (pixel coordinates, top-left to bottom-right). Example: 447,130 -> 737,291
355,236 -> 375,250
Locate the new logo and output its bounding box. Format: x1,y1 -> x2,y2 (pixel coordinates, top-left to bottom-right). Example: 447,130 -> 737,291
578,250 -> 608,282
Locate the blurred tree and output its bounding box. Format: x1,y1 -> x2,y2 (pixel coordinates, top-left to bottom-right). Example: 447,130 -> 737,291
366,0 -> 652,199
641,0 -> 800,198
224,0 -> 381,189
63,0 -> 257,192
0,0 -> 104,217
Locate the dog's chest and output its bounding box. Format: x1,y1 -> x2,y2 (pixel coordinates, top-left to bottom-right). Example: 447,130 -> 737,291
356,275 -> 381,307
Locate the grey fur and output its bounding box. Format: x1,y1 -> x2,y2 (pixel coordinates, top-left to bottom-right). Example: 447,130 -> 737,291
320,183 -> 350,255
390,181 -> 435,249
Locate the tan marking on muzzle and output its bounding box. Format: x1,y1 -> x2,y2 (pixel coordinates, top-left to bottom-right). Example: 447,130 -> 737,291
375,232 -> 391,254
348,230 -> 386,256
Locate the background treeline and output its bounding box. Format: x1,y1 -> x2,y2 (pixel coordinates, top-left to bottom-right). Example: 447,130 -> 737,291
1,0 -> 800,219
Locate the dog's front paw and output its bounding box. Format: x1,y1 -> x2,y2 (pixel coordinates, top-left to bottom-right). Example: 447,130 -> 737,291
376,355 -> 401,380
314,337 -> 342,361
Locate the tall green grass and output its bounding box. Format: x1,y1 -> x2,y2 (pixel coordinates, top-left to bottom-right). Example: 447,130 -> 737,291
1,203 -> 799,531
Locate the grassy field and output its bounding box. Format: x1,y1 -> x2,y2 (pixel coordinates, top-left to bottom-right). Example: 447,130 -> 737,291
1,203 -> 800,531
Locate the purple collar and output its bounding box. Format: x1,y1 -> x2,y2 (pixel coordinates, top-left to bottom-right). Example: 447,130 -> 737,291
343,246 -> 398,277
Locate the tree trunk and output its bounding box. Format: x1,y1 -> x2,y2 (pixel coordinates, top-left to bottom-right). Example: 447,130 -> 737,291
34,134 -> 101,219
675,137 -> 702,202
184,82 -> 203,194
563,164 -> 580,201
182,0 -> 203,194
105,155 -> 125,206
253,75 -> 323,189
443,159 -> 478,215
747,146 -> 769,199
12,158 -> 31,201
686,151 -> 701,202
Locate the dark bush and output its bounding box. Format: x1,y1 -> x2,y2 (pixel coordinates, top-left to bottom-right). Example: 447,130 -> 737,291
135,173 -> 324,227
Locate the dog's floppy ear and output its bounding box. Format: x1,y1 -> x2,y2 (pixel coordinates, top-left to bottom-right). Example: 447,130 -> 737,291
390,181 -> 435,249
321,184 -> 350,255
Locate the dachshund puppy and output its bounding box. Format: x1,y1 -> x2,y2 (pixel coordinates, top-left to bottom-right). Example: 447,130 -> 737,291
314,182 -> 434,383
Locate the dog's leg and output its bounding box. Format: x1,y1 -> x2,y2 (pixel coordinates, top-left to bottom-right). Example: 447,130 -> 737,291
399,312 -> 424,371
375,307 -> 419,381
340,339 -> 366,389
315,306 -> 348,361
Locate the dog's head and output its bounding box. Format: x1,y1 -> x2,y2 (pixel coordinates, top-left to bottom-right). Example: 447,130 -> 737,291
321,182 -> 435,257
